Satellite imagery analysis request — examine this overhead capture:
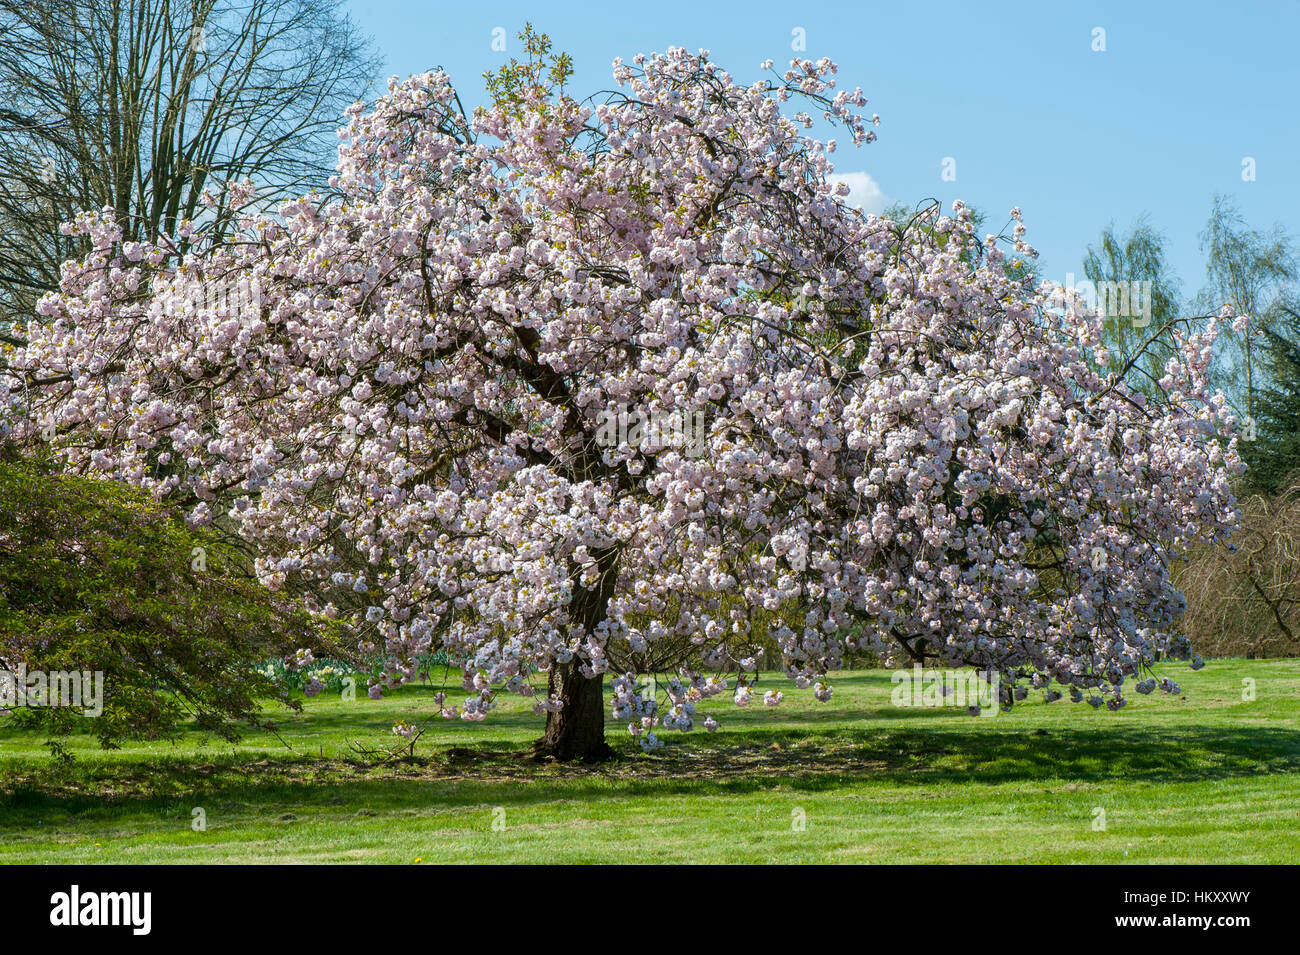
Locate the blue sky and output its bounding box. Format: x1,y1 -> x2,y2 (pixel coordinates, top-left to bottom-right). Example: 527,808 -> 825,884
343,0 -> 1298,302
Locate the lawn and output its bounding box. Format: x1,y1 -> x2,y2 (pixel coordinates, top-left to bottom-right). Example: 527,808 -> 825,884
1,659 -> 1297,863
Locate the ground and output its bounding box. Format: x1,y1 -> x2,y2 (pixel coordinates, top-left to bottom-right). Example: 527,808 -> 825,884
0,659 -> 1297,863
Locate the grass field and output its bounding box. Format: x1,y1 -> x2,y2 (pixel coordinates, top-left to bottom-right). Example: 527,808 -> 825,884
1,659 -> 1297,863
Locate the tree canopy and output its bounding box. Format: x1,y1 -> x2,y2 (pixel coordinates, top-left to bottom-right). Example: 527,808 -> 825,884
0,449 -> 335,752
9,42 -> 1244,759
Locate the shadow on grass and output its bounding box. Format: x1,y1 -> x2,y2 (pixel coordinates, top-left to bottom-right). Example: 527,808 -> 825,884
3,723 -> 1297,825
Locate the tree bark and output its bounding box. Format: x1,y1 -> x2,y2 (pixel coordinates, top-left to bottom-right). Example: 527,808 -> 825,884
534,550 -> 618,762
534,658 -> 612,762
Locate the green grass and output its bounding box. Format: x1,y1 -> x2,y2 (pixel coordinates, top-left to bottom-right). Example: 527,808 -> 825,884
1,659 -> 1297,863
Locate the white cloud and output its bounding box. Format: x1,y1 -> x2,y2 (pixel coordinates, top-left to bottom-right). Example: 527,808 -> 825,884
828,171 -> 886,214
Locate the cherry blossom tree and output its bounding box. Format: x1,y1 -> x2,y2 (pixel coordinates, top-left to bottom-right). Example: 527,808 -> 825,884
9,37 -> 1244,761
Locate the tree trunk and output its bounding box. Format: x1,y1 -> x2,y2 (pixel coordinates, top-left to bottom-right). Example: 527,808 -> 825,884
534,658 -> 612,762
534,551 -> 618,762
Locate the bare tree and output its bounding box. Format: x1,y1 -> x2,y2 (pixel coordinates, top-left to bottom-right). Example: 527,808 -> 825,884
0,0 -> 377,333
1177,482 -> 1300,658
